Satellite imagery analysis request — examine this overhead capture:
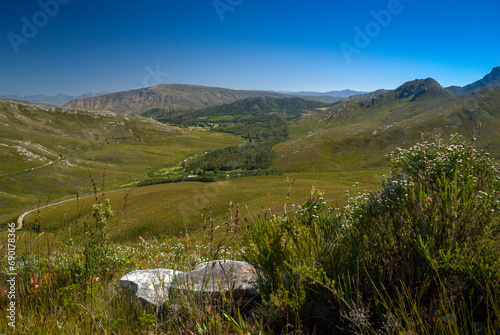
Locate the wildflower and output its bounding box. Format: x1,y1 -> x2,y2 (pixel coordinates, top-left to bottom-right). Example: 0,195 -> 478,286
30,271 -> 39,289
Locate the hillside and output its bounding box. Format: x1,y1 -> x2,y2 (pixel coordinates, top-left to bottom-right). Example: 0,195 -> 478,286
446,66 -> 500,97
274,79 -> 500,172
144,96 -> 334,124
64,84 -> 341,115
0,99 -> 242,224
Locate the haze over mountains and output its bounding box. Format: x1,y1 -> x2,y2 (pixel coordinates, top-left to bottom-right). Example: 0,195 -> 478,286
0,92 -> 112,105
274,89 -> 368,98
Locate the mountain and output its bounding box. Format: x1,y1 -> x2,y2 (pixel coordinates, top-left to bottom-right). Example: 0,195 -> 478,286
64,84 -> 341,115
273,78 -> 500,172
445,66 -> 500,97
278,89 -> 367,98
0,92 -> 112,105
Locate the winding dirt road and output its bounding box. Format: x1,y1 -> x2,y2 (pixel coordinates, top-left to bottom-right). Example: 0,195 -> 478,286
0,161 -> 54,178
15,188 -> 130,230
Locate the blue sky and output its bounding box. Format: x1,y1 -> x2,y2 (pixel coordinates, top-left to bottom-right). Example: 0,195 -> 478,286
1,0 -> 499,95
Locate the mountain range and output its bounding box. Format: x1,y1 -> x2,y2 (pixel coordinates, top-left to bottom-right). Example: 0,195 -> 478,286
4,67 -> 499,109
2,66 -> 500,235
63,84 -> 341,115
0,92 -> 112,105
275,77 -> 500,172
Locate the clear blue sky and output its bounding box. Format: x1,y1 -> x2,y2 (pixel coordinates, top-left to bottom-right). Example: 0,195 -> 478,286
1,0 -> 499,95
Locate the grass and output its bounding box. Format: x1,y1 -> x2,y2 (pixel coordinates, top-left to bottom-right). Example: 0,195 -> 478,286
0,100 -> 243,222
274,85 -> 500,173
0,136 -> 498,334
1,87 -> 500,333
12,170 -> 382,248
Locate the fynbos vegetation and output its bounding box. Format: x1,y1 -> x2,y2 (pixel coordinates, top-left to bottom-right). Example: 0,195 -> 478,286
243,135 -> 500,333
1,135 -> 499,334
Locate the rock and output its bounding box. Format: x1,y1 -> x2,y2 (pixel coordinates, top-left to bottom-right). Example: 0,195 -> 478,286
173,260 -> 259,295
119,268 -> 182,309
119,260 -> 259,311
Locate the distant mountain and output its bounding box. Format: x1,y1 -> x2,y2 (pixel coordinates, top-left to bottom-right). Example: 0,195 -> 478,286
64,84 -> 339,115
278,89 -> 367,98
0,92 -> 112,105
445,66 -> 500,97
346,89 -> 389,101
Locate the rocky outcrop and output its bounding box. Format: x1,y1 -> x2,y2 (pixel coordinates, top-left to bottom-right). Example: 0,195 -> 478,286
119,260 -> 259,310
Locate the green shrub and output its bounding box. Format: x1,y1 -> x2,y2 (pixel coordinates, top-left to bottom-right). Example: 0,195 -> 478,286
243,135 -> 500,333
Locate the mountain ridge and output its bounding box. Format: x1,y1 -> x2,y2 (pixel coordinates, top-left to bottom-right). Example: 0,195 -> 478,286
63,84 -> 341,115
273,80 -> 500,172
445,66 -> 500,97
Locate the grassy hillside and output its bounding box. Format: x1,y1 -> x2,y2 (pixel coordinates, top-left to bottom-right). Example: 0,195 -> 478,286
274,82 -> 500,172
16,170 -> 382,248
3,81 -> 500,241
0,100 -> 243,224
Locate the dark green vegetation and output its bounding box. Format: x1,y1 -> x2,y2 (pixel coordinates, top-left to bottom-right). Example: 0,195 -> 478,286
149,97 -> 332,175
146,96 -> 333,125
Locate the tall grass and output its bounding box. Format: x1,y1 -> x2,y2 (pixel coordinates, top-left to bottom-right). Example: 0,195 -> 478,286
0,171 -> 265,334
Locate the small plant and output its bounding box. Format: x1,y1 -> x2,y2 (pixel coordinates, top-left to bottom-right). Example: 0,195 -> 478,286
82,198 -> 114,279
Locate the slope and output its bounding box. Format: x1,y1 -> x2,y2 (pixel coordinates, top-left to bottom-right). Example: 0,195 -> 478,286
274,79 -> 500,172
0,100 -> 242,224
446,66 -> 500,97
64,84 -> 341,115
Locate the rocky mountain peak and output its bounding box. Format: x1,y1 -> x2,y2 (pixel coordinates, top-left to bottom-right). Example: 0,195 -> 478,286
395,78 -> 442,100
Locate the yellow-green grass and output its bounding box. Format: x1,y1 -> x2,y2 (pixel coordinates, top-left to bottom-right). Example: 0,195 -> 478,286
3,170 -> 384,252
0,130 -> 242,223
274,87 -> 500,173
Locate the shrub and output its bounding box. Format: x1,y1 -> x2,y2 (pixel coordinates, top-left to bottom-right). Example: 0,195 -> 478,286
243,135 -> 500,333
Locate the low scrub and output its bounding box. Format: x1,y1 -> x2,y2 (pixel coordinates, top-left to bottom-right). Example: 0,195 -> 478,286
243,134 -> 500,333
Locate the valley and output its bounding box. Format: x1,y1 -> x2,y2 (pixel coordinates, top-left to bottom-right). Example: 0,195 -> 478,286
1,67 -> 500,334
2,69 -> 500,243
